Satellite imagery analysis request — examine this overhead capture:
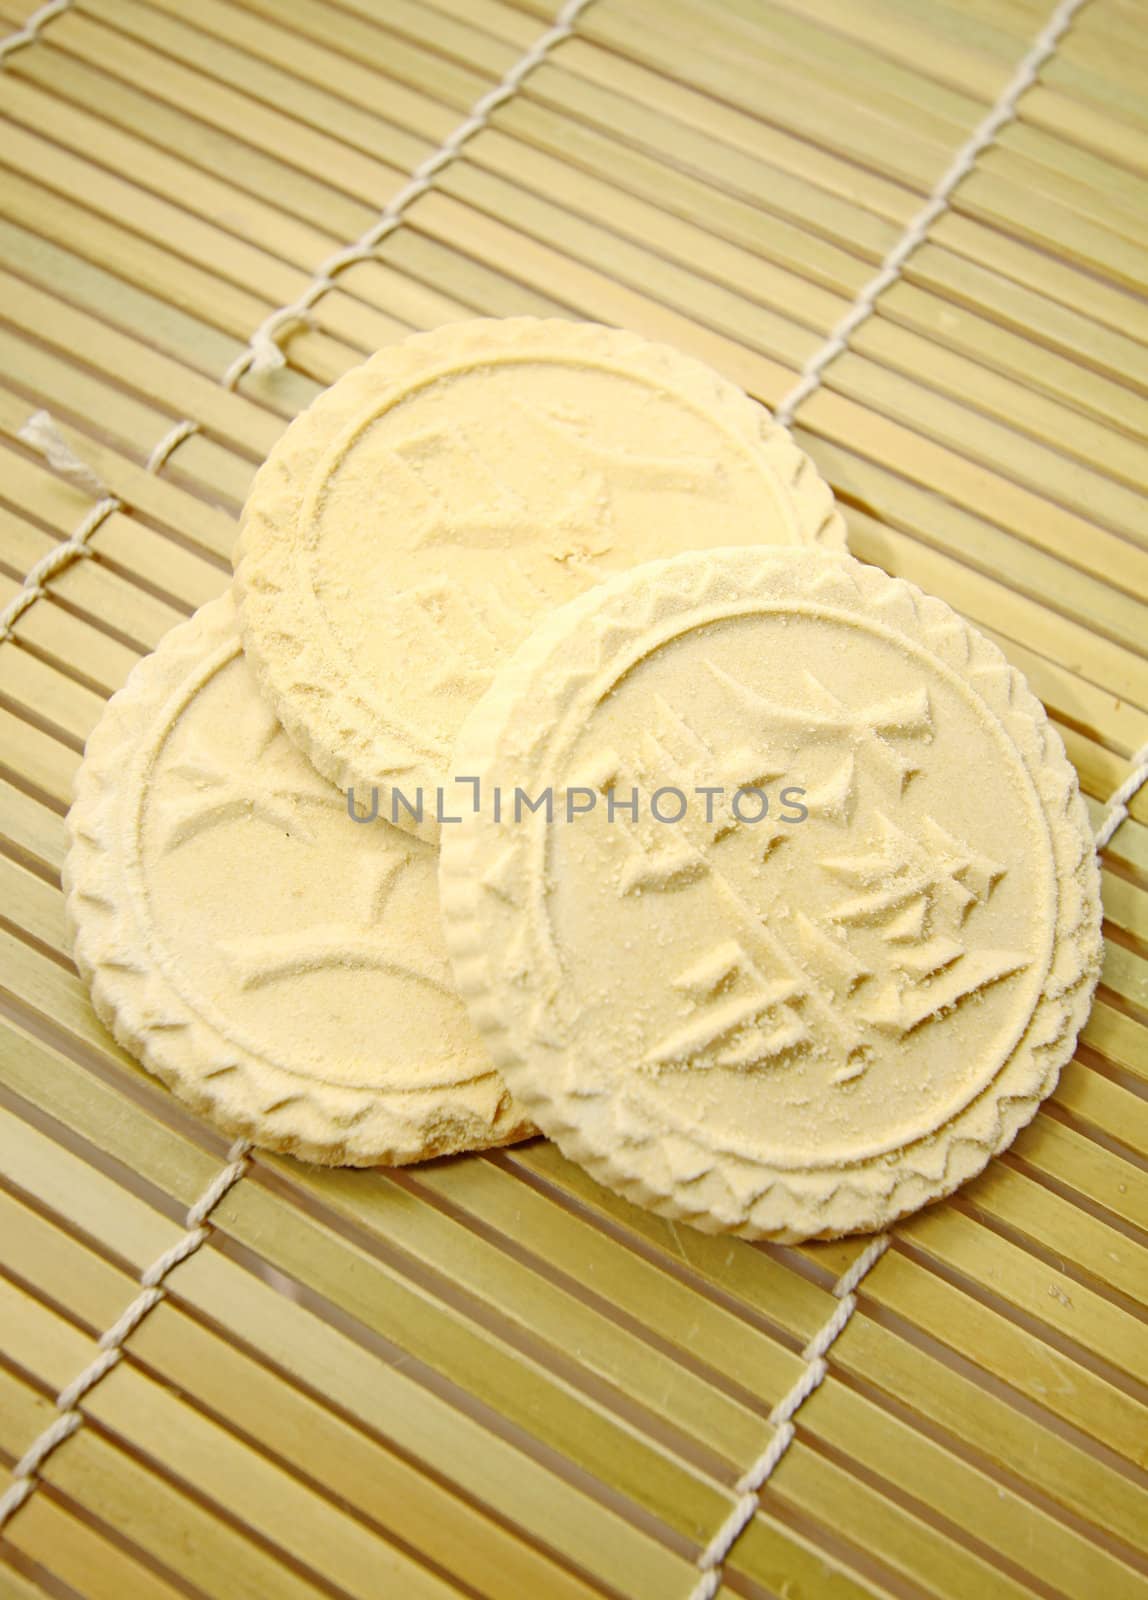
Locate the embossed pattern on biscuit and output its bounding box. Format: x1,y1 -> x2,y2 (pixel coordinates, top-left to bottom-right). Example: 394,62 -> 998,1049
439,547 -> 1103,1242
63,594 -> 533,1166
233,319 -> 845,837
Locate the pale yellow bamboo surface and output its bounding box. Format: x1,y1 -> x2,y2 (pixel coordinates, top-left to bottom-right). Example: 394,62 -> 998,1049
0,0 -> 1146,1596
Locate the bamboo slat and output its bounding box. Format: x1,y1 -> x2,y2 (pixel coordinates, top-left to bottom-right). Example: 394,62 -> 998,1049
0,650 -> 104,751
1,0 -> 1146,1594
1085,998 -> 1148,1086
0,779 -> 67,871
1056,1054 -> 1148,1143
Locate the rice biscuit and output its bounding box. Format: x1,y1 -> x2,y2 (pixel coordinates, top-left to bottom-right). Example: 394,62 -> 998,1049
439,547 -> 1102,1240
64,595 -> 532,1166
234,318 -> 845,837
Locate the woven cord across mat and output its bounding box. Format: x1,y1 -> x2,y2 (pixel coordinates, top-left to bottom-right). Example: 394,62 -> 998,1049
0,0 -> 1146,1597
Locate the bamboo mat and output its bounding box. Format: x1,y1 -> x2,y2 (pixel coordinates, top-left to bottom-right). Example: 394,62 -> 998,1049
0,0 -> 1145,1596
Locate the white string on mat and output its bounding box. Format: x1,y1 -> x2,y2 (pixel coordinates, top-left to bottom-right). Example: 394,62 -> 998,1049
689,745 -> 1148,1598
0,1139 -> 251,1531
0,413 -> 118,643
221,0 -> 598,388
772,0 -> 1089,429
0,0 -> 70,64
689,1234 -> 891,1600
17,410 -> 106,497
0,411 -> 200,643
145,417 -> 200,475
1093,739 -> 1148,850
0,496 -> 117,643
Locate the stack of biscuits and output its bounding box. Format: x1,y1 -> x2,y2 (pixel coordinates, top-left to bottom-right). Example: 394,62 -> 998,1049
65,319 -> 1102,1242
